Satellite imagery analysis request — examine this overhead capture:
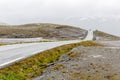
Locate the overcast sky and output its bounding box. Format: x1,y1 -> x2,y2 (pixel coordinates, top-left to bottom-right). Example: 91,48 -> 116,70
0,0 -> 120,36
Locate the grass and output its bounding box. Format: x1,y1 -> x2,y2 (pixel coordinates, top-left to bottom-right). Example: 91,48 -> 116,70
0,44 -> 5,46
54,64 -> 65,70
0,41 -> 103,80
68,52 -> 79,58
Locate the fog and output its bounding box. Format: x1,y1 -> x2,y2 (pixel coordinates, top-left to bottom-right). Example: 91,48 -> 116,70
0,0 -> 120,36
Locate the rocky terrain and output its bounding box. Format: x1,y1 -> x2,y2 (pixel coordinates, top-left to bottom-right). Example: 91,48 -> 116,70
93,30 -> 120,41
34,41 -> 120,80
0,23 -> 87,40
1,23 -> 119,41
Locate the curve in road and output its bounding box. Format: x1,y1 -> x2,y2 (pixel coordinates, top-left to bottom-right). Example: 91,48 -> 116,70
0,30 -> 93,68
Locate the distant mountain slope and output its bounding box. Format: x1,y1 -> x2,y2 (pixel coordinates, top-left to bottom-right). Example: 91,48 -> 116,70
65,17 -> 120,36
93,30 -> 120,40
0,22 -> 8,25
0,23 -> 87,40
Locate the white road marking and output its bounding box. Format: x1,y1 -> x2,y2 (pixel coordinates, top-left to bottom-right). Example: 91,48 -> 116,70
0,30 -> 93,68
0,57 -> 25,68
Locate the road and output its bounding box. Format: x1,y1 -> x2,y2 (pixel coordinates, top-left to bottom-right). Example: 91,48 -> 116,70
0,30 -> 93,68
0,37 -> 43,44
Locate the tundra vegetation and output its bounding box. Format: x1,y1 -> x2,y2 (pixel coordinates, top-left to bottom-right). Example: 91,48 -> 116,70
0,23 -> 87,40
93,30 -> 120,40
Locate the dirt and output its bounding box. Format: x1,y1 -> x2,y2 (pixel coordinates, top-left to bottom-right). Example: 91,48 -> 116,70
33,42 -> 120,80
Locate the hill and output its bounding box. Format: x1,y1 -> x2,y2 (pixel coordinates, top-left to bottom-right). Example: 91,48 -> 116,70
0,23 -> 87,40
93,30 -> 120,41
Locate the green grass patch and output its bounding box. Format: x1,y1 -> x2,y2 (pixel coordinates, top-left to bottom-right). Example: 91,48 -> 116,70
0,41 -> 103,80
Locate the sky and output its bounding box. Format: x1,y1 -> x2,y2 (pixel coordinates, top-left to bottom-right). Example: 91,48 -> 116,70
0,0 -> 120,36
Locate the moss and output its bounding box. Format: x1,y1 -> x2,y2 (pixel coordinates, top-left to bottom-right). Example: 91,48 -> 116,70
68,52 -> 79,58
47,78 -> 51,80
0,41 -> 103,80
54,64 -> 65,70
0,71 -> 25,80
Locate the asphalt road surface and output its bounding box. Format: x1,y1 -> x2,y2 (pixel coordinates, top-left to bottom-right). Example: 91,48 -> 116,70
0,30 -> 93,68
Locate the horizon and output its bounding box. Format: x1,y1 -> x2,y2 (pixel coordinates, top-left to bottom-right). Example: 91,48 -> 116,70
1,21 -> 120,37
0,0 -> 120,36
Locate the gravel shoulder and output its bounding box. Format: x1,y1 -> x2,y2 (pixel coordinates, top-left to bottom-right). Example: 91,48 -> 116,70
33,42 -> 120,80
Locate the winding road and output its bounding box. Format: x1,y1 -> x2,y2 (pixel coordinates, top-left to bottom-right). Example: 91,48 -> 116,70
0,30 -> 93,68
